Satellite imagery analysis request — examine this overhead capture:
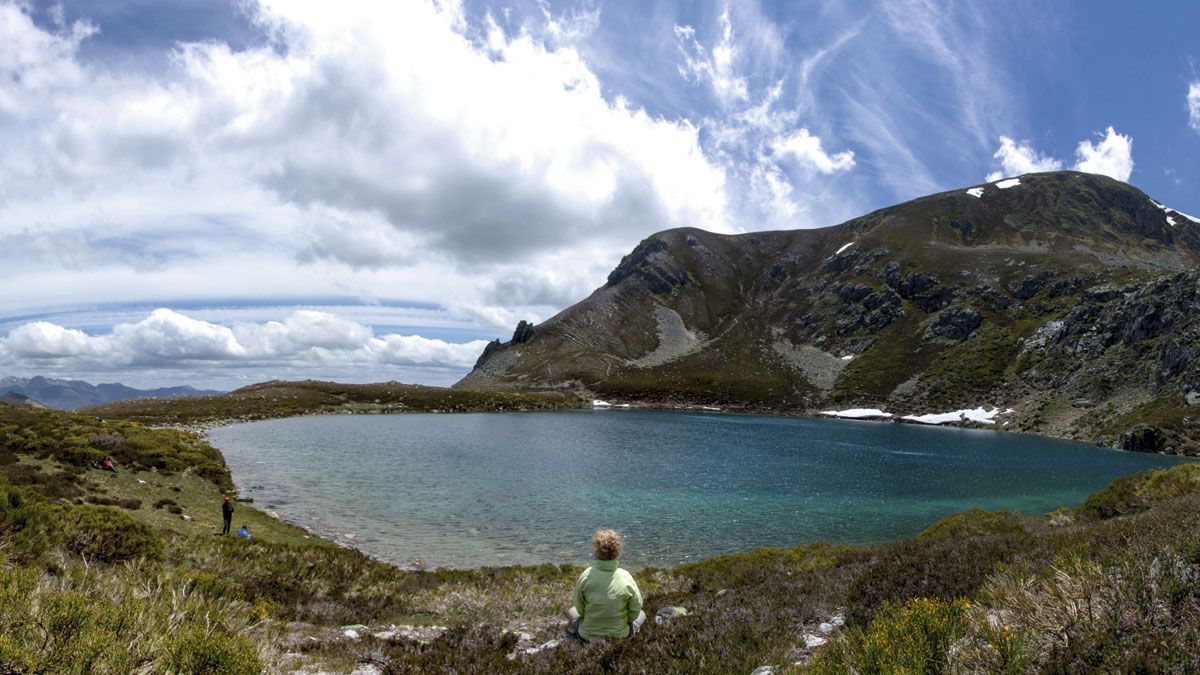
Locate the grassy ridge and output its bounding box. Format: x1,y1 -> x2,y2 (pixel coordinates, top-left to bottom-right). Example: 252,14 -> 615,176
83,379 -> 584,425
4,401 -> 1200,672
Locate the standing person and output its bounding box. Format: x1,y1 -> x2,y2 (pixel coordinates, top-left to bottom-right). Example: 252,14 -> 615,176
567,529 -> 646,640
221,496 -> 234,535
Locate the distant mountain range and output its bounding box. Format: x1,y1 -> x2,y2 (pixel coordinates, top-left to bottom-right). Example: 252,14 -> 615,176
0,376 -> 223,411
458,171 -> 1200,454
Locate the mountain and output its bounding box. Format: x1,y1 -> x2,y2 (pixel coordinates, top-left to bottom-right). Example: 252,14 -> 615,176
0,375 -> 223,411
0,391 -> 47,408
457,171 -> 1200,454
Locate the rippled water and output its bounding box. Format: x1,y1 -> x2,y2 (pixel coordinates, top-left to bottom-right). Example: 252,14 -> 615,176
210,410 -> 1180,568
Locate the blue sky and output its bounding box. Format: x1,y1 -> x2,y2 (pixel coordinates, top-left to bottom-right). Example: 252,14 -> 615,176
1,0 -> 1197,388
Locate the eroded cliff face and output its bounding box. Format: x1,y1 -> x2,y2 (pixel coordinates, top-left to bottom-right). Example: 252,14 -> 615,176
456,171 -> 1200,453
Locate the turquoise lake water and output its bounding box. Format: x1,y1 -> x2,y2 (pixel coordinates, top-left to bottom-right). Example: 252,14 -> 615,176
210,410 -> 1181,569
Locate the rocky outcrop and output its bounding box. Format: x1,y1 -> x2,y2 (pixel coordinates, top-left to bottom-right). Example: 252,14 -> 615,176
511,320 -> 536,344
1117,425 -> 1165,454
926,306 -> 982,341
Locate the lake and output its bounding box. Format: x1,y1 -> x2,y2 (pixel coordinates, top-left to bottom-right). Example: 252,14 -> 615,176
210,410 -> 1181,569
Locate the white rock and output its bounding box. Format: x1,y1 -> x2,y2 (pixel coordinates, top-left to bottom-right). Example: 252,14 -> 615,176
750,667 -> 776,675
804,634 -> 827,648
829,615 -> 846,627
343,629 -> 359,640
818,622 -> 835,635
180,514 -> 191,521
655,606 -> 689,624
350,665 -> 382,675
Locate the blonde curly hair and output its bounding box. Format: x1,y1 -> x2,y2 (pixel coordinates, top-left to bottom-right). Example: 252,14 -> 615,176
592,528 -> 623,561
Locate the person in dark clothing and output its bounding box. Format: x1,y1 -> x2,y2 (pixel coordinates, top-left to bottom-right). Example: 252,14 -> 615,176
221,496 -> 234,535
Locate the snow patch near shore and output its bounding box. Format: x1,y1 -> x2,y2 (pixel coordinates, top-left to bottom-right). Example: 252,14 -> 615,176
820,408 -> 892,419
901,407 -> 1014,425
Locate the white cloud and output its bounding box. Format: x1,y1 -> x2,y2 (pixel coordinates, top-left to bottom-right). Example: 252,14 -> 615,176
674,7 -> 748,106
771,129 -> 855,174
985,126 -> 1134,183
1073,126 -> 1134,181
985,136 -> 1063,181
1187,81 -> 1199,133
0,309 -> 488,373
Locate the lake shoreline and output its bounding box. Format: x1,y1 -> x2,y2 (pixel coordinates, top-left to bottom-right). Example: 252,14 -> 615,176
205,409 -> 1180,571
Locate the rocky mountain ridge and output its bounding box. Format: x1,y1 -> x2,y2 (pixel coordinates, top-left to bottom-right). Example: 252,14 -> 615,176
457,171 -> 1200,454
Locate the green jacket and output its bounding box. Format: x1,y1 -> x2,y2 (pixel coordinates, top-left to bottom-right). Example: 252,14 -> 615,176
573,559 -> 643,641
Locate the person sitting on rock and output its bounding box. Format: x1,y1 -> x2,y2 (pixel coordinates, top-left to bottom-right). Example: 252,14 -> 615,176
567,528 -> 645,640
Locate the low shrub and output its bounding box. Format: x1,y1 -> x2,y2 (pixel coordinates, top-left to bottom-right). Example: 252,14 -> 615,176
166,626 -> 264,675
676,542 -> 859,591
0,564 -> 267,673
810,597 -> 969,674
1080,463 -> 1200,519
917,509 -> 1027,540
84,495 -> 142,510
57,504 -> 164,563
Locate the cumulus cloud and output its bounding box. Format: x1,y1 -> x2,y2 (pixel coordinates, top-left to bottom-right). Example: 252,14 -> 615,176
986,136 -> 1063,181
1073,126 -> 1134,182
985,126 -> 1134,183
0,0 -> 730,276
770,129 -> 856,174
0,309 -> 488,373
1187,81 -> 1199,133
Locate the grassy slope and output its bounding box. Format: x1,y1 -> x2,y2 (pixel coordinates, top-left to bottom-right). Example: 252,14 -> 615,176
83,379 -> 584,425
4,402 -> 1200,673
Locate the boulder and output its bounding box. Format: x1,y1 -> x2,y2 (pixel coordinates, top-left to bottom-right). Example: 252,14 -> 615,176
803,634 -> 827,648
1117,424 -> 1165,454
926,306 -> 982,341
1186,391 -> 1200,406
1009,271 -> 1054,299
655,606 -> 689,624
836,283 -> 873,303
750,667 -> 776,675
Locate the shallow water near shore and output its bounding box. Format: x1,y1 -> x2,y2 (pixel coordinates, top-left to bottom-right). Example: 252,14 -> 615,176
211,410 -> 1180,569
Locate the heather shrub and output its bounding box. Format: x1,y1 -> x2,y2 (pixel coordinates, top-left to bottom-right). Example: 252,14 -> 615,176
809,597 -> 969,674
676,542 -> 859,591
916,509 -> 1026,540
1080,462 -> 1200,519
59,504 -> 164,563
166,626 -> 264,675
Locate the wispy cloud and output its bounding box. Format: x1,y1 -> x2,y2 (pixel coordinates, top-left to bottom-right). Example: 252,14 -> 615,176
1189,81 -> 1200,133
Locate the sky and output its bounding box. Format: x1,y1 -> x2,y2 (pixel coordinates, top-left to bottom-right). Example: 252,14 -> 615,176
1,0 -> 1198,390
